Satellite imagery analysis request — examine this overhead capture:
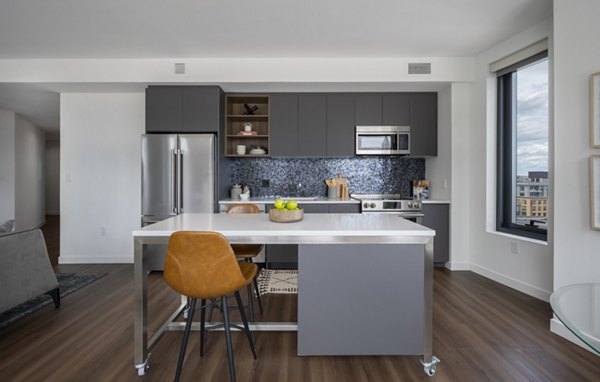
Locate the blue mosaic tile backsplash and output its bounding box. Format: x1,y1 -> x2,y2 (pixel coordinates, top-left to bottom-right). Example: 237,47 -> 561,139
230,157 -> 425,197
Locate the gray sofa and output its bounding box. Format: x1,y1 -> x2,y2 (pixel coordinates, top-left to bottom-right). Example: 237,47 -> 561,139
0,229 -> 60,313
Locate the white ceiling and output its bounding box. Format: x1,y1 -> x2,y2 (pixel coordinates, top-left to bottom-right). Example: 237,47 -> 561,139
0,0 -> 552,135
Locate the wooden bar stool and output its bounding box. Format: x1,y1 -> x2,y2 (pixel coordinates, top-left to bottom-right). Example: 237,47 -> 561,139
164,231 -> 257,382
226,203 -> 264,315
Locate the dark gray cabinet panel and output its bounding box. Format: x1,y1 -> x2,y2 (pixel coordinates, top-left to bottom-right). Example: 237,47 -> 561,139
146,86 -> 182,133
302,204 -> 329,213
328,204 -> 360,213
146,86 -> 223,133
410,93 -> 438,156
355,94 -> 382,125
265,203 -> 356,268
182,86 -> 221,132
382,94 -> 410,126
270,94 -> 298,156
422,204 -> 449,266
326,94 -> 355,157
298,95 -> 327,157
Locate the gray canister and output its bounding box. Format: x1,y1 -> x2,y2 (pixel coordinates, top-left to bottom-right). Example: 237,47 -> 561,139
230,184 -> 242,200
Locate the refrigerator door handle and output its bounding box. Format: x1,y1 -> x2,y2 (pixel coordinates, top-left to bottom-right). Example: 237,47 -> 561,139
171,149 -> 178,214
178,150 -> 184,212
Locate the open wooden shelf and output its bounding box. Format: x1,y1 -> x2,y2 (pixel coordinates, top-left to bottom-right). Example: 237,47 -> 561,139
225,95 -> 270,157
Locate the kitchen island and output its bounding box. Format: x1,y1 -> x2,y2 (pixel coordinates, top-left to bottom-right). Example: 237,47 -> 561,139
132,213 -> 439,376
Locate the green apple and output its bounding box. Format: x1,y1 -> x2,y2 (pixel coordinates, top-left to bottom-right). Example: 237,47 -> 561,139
286,200 -> 298,210
274,198 -> 285,210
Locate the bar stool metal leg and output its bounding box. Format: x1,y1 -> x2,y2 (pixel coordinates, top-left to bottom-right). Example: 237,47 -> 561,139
221,295 -> 236,382
235,291 -> 257,359
199,299 -> 207,357
174,298 -> 196,382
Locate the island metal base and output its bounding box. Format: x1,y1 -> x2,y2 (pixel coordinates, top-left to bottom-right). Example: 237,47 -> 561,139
133,234 -> 439,377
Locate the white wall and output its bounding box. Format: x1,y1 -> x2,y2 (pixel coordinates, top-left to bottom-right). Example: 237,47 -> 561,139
0,57 -> 475,84
448,83 -> 472,270
464,18 -> 554,300
553,1 -> 600,289
0,110 -> 15,225
60,93 -> 144,263
45,139 -> 60,215
14,115 -> 45,231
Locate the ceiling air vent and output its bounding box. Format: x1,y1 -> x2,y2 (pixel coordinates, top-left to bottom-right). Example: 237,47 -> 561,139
408,63 -> 431,75
174,63 -> 186,75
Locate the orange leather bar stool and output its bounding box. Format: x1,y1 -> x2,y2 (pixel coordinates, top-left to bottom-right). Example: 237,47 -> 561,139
164,231 -> 257,382
226,204 -> 264,315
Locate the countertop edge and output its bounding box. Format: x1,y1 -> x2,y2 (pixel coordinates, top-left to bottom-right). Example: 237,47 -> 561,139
421,200 -> 451,204
219,198 -> 360,205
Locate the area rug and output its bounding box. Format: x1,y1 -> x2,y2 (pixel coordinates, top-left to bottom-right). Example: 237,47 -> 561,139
257,269 -> 298,295
0,272 -> 106,329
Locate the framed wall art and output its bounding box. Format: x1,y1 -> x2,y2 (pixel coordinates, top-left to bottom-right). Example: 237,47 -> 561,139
590,73 -> 600,148
591,155 -> 600,230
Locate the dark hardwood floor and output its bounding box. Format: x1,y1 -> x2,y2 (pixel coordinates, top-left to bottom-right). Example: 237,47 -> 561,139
1,218 -> 598,381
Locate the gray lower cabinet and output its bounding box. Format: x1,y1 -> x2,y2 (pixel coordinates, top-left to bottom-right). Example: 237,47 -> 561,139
266,203 -> 359,268
298,95 -> 327,157
410,93 -> 438,156
146,85 -> 223,133
326,94 -> 355,157
328,204 -> 360,213
270,93 -> 298,156
421,203 -> 449,266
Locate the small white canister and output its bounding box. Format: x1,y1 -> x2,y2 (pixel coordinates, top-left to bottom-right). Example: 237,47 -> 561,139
230,184 -> 242,200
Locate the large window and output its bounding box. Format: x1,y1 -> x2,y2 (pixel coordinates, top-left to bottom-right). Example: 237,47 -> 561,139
497,51 -> 549,241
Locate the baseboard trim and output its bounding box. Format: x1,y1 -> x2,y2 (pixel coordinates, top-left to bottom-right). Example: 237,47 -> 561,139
59,256 -> 133,264
447,261 -> 469,271
550,318 -> 598,355
469,263 -> 551,301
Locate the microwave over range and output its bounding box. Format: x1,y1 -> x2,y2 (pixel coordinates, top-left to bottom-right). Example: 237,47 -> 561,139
355,125 -> 410,156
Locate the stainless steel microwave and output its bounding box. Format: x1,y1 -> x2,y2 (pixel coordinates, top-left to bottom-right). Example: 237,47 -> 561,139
355,126 -> 410,155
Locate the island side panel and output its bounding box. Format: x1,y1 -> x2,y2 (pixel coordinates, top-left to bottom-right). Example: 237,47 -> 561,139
297,244 -> 424,355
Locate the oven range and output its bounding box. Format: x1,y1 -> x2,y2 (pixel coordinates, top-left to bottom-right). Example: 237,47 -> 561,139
351,194 -> 424,224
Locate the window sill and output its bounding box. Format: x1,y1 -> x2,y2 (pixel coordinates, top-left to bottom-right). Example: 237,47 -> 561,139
486,229 -> 548,245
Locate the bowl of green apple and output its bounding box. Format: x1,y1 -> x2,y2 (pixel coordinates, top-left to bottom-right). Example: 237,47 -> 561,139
269,198 -> 303,223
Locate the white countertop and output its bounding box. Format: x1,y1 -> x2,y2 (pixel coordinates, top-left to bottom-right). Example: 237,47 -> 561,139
422,200 -> 451,204
219,197 -> 359,205
133,213 -> 434,244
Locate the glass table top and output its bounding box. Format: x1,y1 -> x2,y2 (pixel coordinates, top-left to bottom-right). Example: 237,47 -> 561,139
550,283 -> 600,355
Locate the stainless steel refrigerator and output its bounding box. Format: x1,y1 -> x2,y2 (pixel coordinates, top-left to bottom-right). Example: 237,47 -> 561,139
141,133 -> 216,270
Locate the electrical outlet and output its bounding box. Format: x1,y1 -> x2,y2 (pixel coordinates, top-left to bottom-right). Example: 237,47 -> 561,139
261,179 -> 270,187
442,179 -> 448,190
510,241 -> 519,254
101,227 -> 107,236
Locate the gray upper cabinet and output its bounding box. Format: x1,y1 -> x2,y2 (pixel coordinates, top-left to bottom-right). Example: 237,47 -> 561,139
410,93 -> 438,156
382,94 -> 410,126
182,86 -> 221,133
146,86 -> 223,133
326,94 -> 355,157
355,94 -> 382,125
298,94 -> 327,157
146,86 -> 182,133
270,94 -> 299,156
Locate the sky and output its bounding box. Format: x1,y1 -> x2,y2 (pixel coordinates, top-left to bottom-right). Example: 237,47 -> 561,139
516,58 -> 549,177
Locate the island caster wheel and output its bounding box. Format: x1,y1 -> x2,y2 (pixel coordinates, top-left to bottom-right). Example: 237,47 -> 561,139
136,358 -> 150,376
136,365 -> 148,376
420,356 -> 440,377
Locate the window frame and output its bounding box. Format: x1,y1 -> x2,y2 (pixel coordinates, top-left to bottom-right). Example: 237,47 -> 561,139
496,51 -> 549,241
